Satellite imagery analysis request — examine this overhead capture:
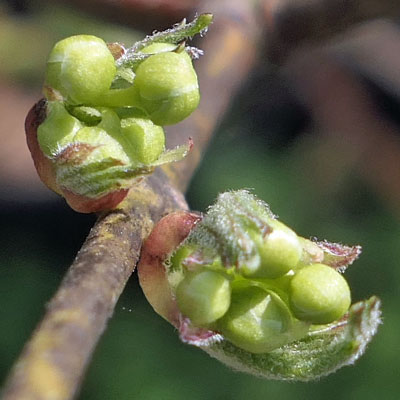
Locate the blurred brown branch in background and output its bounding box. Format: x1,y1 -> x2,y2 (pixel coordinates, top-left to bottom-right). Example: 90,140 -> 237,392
262,0 -> 400,61
286,19 -> 400,219
59,0 -> 200,29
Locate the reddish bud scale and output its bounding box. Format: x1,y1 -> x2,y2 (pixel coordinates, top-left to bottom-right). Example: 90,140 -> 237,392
138,211 -> 223,345
138,211 -> 201,327
25,100 -> 129,213
25,100 -> 59,195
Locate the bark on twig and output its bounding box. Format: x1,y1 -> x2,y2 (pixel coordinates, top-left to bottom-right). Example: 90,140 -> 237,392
1,1 -> 263,399
1,171 -> 187,400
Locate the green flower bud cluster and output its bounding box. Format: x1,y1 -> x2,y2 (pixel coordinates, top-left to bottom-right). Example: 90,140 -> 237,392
37,100 -> 169,199
34,30 -> 204,210
44,35 -> 200,126
167,191 -> 352,354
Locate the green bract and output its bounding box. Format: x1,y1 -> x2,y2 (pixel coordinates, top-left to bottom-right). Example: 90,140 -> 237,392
45,35 -> 116,104
289,263 -> 351,324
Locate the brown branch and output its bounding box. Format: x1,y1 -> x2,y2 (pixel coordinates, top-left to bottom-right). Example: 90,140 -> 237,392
58,0 -> 200,30
1,1 -> 263,399
262,0 -> 400,62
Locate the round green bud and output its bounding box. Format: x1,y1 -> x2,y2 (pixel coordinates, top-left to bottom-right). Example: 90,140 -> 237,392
218,286 -> 293,353
37,101 -> 82,157
45,35 -> 116,104
120,114 -> 165,164
241,220 -> 302,279
289,263 -> 351,324
176,269 -> 231,326
134,46 -> 200,125
71,122 -> 129,167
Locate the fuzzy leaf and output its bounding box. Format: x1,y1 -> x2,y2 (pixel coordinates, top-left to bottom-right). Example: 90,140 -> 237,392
117,14 -> 213,68
185,190 -> 276,267
316,240 -> 362,272
132,14 -> 213,52
202,296 -> 381,381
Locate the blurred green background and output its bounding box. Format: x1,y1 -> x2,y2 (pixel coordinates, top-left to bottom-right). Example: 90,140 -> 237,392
1,1 -> 400,399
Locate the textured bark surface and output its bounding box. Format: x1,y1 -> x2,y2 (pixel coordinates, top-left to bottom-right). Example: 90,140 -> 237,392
1,171 -> 187,400
1,1 -> 263,399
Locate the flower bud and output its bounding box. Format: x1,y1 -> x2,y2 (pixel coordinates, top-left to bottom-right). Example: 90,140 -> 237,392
120,113 -> 165,164
218,286 -> 308,354
133,44 -> 200,125
289,263 -> 351,324
98,43 -> 200,126
45,35 -> 116,104
137,190 -> 380,379
37,101 -> 82,157
176,269 -> 231,326
240,220 -> 302,278
27,100 -> 191,212
25,101 -> 130,212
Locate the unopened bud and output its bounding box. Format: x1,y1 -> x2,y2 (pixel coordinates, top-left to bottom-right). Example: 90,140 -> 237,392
176,269 -> 231,326
289,263 -> 351,324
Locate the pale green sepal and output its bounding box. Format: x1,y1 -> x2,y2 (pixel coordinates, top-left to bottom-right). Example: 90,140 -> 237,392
110,67 -> 136,90
114,67 -> 135,85
150,140 -> 192,166
202,296 -> 381,381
